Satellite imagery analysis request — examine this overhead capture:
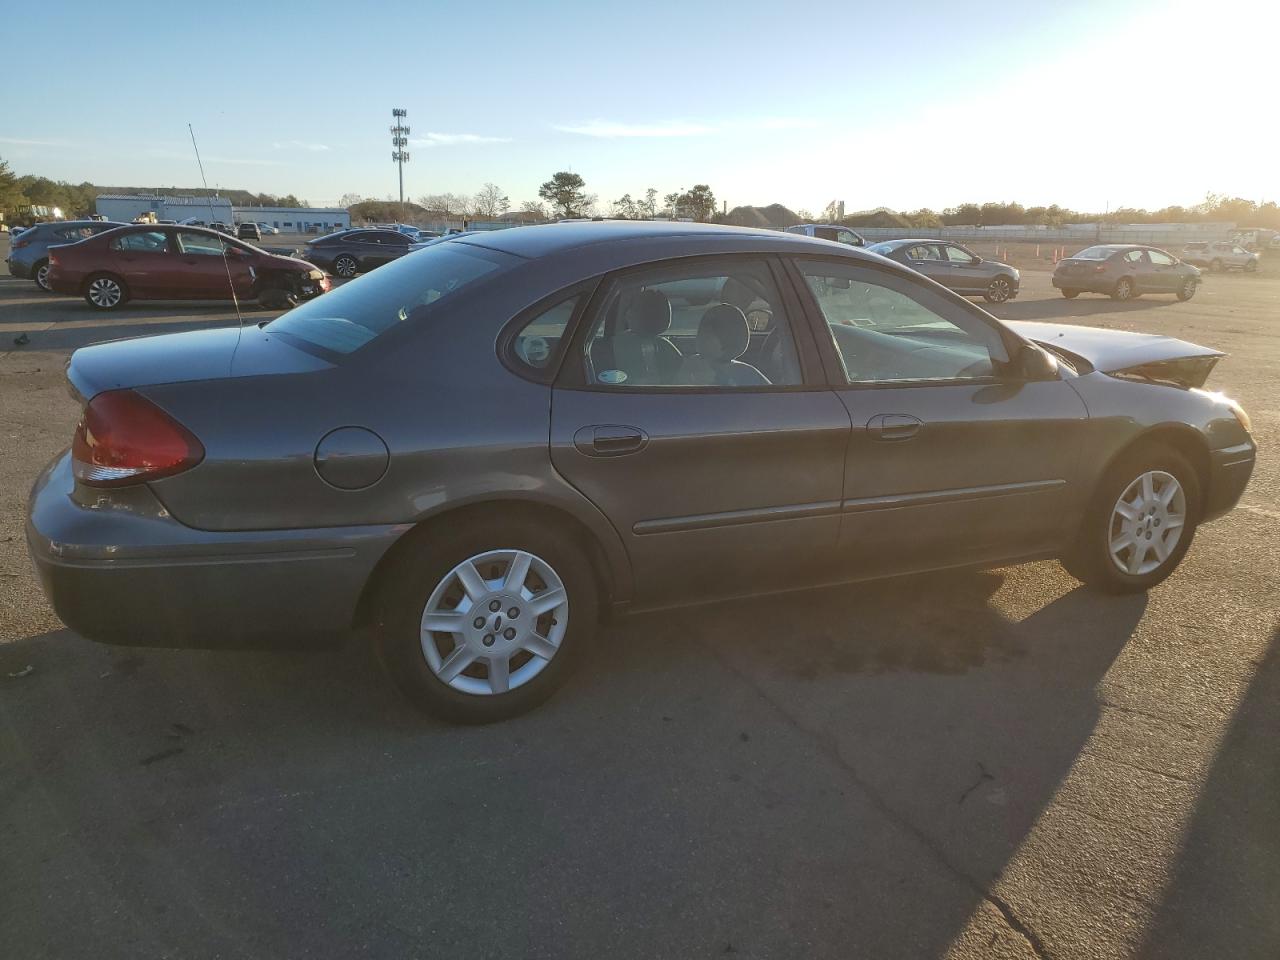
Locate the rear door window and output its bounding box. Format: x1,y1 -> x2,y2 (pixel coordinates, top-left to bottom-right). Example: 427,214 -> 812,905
110,231 -> 169,252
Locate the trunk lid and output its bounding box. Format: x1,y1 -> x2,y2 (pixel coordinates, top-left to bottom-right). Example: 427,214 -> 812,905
1006,320 -> 1224,388
66,325 -> 333,401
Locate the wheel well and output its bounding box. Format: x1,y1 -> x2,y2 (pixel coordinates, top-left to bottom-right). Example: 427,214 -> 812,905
1104,426 -> 1211,512
350,500 -> 617,631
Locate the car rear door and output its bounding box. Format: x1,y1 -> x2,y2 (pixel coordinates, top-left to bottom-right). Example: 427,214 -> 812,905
549,255 -> 851,605
1121,249 -> 1156,292
107,229 -> 177,297
787,256 -> 1089,578
901,243 -> 950,286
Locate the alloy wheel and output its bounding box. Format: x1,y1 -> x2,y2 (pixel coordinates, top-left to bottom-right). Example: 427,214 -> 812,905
1108,470 -> 1186,576
1115,278 -> 1132,300
335,256 -> 357,278
35,263 -> 51,291
987,278 -> 1011,302
87,277 -> 122,308
419,549 -> 569,696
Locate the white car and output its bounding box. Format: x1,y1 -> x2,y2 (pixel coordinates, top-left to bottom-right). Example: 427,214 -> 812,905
256,222 -> 280,235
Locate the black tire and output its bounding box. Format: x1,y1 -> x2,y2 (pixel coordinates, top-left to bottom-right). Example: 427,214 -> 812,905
333,255 -> 358,279
33,259 -> 52,292
374,515 -> 599,723
83,273 -> 129,311
1061,443 -> 1200,593
1244,260 -> 1257,273
1061,288 -> 1079,299
1111,277 -> 1134,301
983,276 -> 1014,303
1209,258 -> 1223,273
1176,278 -> 1197,301
257,286 -> 298,310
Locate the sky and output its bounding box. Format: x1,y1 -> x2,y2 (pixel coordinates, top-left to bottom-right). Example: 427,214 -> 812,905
3,0 -> 1277,215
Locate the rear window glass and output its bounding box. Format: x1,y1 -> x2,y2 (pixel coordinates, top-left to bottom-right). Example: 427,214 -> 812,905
267,243 -> 511,355
1073,246 -> 1116,260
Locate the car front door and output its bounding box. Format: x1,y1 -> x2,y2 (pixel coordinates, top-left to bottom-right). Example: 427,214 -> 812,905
173,230 -> 255,299
789,257 -> 1089,577
1145,248 -> 1181,292
549,255 -> 850,604
941,243 -> 987,293
107,229 -> 176,297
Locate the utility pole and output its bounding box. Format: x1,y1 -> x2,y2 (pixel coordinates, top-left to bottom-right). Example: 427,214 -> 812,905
391,108 -> 410,222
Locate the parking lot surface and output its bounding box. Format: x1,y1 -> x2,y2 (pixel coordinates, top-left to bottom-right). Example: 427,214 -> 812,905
1,243 -> 1277,959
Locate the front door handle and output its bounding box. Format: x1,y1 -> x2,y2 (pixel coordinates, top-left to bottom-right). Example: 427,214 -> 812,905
573,425 -> 649,457
867,414 -> 922,441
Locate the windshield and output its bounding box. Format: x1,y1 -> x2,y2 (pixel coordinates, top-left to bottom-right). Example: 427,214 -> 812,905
268,242 -> 510,354
1073,246 -> 1116,259
867,242 -> 895,255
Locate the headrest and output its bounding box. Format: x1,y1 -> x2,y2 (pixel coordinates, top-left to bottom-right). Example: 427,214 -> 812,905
696,304 -> 750,362
719,277 -> 756,311
625,289 -> 672,336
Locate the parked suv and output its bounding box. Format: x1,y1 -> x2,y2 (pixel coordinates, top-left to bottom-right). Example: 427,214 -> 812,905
1181,241 -> 1260,273
785,223 -> 866,246
237,222 -> 263,242
6,220 -> 125,291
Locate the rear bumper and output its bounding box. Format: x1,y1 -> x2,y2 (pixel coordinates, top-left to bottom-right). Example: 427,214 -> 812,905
1052,273 -> 1107,292
7,257 -> 31,279
1203,441 -> 1256,523
26,453 -> 405,647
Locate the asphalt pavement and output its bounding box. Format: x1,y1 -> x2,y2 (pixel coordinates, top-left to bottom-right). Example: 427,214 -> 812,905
1,244 -> 1277,959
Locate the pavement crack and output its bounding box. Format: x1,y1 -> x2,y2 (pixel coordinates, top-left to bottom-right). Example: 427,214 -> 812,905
957,762 -> 994,805
700,640 -> 1055,960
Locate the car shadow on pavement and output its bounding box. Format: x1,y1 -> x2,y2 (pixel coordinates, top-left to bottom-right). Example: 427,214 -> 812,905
992,296 -> 1182,322
1137,624 -> 1280,959
1,566 -> 1152,959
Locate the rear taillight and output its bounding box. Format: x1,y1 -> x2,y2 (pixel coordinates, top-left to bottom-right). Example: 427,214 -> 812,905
48,252 -> 59,266
71,389 -> 204,487
12,236 -> 29,249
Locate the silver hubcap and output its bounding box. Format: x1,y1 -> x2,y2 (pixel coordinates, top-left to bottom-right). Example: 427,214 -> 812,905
336,258 -> 356,277
1183,281 -> 1195,297
419,549 -> 568,696
990,279 -> 1010,301
1117,280 -> 1131,298
36,265 -> 50,288
88,278 -> 121,307
1109,470 -> 1186,576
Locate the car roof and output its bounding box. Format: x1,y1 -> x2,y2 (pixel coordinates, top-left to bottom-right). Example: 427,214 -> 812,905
458,220 -> 862,260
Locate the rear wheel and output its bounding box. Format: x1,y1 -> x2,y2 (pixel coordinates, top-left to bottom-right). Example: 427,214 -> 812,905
374,516 -> 598,723
84,274 -> 128,310
1176,278 -> 1197,301
1209,258 -> 1223,273
1061,444 -> 1200,593
33,259 -> 52,292
1111,277 -> 1134,301
1061,288 -> 1079,299
334,255 -> 358,278
983,276 -> 1013,303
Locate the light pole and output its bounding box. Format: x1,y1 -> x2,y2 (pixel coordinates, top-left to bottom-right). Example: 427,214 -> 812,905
391,108 -> 410,222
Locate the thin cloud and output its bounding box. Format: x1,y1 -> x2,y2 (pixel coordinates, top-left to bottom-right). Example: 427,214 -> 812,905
554,120 -> 713,138
410,132 -> 512,147
272,140 -> 331,152
555,117 -> 818,138
0,136 -> 64,146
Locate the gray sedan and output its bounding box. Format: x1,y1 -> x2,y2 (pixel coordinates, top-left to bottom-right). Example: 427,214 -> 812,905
27,222 -> 1256,722
867,239 -> 1020,303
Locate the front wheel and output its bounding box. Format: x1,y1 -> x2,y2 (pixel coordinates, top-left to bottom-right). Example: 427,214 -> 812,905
983,277 -> 1013,303
1244,260 -> 1257,273
1111,277 -> 1134,301
333,255 -> 358,278
84,274 -> 128,310
375,516 -> 598,723
1061,445 -> 1200,593
1176,278 -> 1197,301
1061,288 -> 1080,299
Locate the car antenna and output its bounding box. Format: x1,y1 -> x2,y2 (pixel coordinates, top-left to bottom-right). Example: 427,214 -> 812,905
188,123 -> 244,330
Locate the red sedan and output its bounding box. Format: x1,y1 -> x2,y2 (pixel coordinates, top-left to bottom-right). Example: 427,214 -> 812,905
46,224 -> 331,310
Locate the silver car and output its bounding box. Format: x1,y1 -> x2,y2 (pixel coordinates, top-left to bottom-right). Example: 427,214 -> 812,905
27,222 -> 1256,722
1181,241 -> 1260,273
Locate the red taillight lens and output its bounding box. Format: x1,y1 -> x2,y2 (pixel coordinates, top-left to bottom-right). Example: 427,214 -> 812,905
12,236 -> 29,249
71,389 -> 204,487
48,252 -> 59,266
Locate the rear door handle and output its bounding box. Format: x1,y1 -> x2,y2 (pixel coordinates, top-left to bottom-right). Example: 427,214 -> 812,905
867,414 -> 922,441
573,425 -> 649,457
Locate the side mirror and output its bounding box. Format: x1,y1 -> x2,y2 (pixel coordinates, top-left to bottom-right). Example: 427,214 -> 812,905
1013,342 -> 1059,381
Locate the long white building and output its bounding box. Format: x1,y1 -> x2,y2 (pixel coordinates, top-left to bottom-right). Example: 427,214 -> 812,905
94,195 -> 349,233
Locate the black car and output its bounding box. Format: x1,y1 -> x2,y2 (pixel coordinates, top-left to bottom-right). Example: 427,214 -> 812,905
866,239 -> 1020,303
237,222 -> 263,242
303,228 -> 415,278
207,222 -> 235,237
